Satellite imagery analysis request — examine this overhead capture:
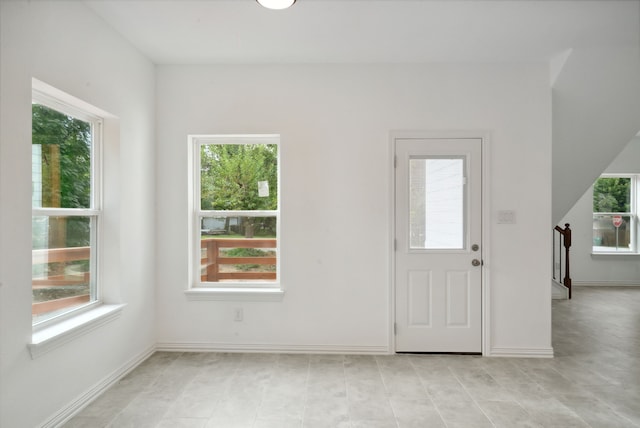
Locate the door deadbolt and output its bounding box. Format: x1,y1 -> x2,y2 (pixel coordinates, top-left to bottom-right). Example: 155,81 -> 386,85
472,259 -> 481,267
471,244 -> 480,252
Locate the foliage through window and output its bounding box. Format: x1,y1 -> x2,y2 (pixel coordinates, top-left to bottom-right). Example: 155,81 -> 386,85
592,175 -> 638,253
192,135 -> 280,286
32,91 -> 101,324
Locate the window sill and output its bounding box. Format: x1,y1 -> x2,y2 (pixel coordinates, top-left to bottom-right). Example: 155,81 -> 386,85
29,304 -> 125,359
185,287 -> 284,302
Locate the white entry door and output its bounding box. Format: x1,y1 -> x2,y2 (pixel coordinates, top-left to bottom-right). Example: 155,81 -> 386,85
394,138 -> 482,353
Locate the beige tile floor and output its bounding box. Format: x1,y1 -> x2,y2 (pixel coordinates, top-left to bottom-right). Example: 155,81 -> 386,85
65,287 -> 640,427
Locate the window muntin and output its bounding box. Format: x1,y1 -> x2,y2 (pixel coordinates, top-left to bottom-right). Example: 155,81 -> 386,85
32,94 -> 101,324
193,136 -> 280,287
592,175 -> 638,253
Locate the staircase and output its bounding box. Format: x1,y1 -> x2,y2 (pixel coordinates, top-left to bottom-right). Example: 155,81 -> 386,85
552,47 -> 640,225
551,47 -> 640,299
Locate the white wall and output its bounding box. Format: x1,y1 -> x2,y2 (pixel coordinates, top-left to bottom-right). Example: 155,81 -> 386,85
552,46 -> 640,224
560,138 -> 640,285
155,64 -> 552,356
0,2 -> 156,427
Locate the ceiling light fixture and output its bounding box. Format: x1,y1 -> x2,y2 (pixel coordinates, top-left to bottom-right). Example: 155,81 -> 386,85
257,0 -> 296,10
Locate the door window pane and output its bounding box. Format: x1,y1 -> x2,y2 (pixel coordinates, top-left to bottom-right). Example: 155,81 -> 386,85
410,158 -> 465,249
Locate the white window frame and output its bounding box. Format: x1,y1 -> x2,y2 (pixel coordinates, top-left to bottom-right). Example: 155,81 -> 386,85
31,88 -> 104,328
28,79 -> 123,359
592,174 -> 639,255
186,135 -> 283,301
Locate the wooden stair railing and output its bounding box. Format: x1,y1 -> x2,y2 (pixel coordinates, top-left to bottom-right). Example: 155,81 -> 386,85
553,223 -> 572,299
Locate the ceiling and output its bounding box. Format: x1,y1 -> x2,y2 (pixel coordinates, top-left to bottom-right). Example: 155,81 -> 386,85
86,0 -> 639,64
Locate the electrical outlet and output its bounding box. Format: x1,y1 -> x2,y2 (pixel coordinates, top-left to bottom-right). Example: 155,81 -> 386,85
234,308 -> 243,322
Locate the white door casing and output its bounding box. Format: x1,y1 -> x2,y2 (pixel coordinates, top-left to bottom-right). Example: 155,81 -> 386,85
394,137 -> 483,353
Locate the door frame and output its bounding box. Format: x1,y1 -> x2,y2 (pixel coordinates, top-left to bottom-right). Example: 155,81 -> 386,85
389,130 -> 491,355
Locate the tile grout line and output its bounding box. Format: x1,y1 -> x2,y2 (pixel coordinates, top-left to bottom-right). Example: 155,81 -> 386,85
299,355 -> 312,428
373,355 -> 401,428
406,357 -> 453,428
449,364 -> 499,428
518,370 -> 596,428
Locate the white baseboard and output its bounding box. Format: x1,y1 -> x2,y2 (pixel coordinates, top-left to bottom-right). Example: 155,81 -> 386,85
551,280 -> 569,300
489,347 -> 554,358
573,281 -> 640,287
156,341 -> 390,355
39,344 -> 156,428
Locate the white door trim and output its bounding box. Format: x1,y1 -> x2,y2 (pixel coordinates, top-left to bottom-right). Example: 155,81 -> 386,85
389,130 -> 491,355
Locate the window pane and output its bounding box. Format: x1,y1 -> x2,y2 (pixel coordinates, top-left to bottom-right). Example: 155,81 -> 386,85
410,158 -> 465,249
32,216 -> 95,322
200,216 -> 277,282
32,104 -> 93,209
593,177 -> 630,213
200,144 -> 278,211
593,214 -> 633,252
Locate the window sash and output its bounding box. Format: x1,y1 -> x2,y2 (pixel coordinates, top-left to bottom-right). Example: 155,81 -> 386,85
32,89 -> 103,326
32,208 -> 100,216
32,214 -> 100,327
592,174 -> 638,253
198,210 -> 278,216
32,92 -> 102,211
191,135 -> 280,288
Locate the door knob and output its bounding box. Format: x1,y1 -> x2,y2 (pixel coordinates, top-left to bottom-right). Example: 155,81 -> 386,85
472,259 -> 481,267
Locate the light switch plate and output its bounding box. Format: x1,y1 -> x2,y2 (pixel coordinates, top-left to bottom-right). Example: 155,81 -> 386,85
497,210 -> 516,224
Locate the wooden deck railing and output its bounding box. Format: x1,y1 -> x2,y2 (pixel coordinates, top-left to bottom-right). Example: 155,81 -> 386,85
201,238 -> 277,282
32,238 -> 277,316
32,246 -> 90,315
553,223 -> 572,299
